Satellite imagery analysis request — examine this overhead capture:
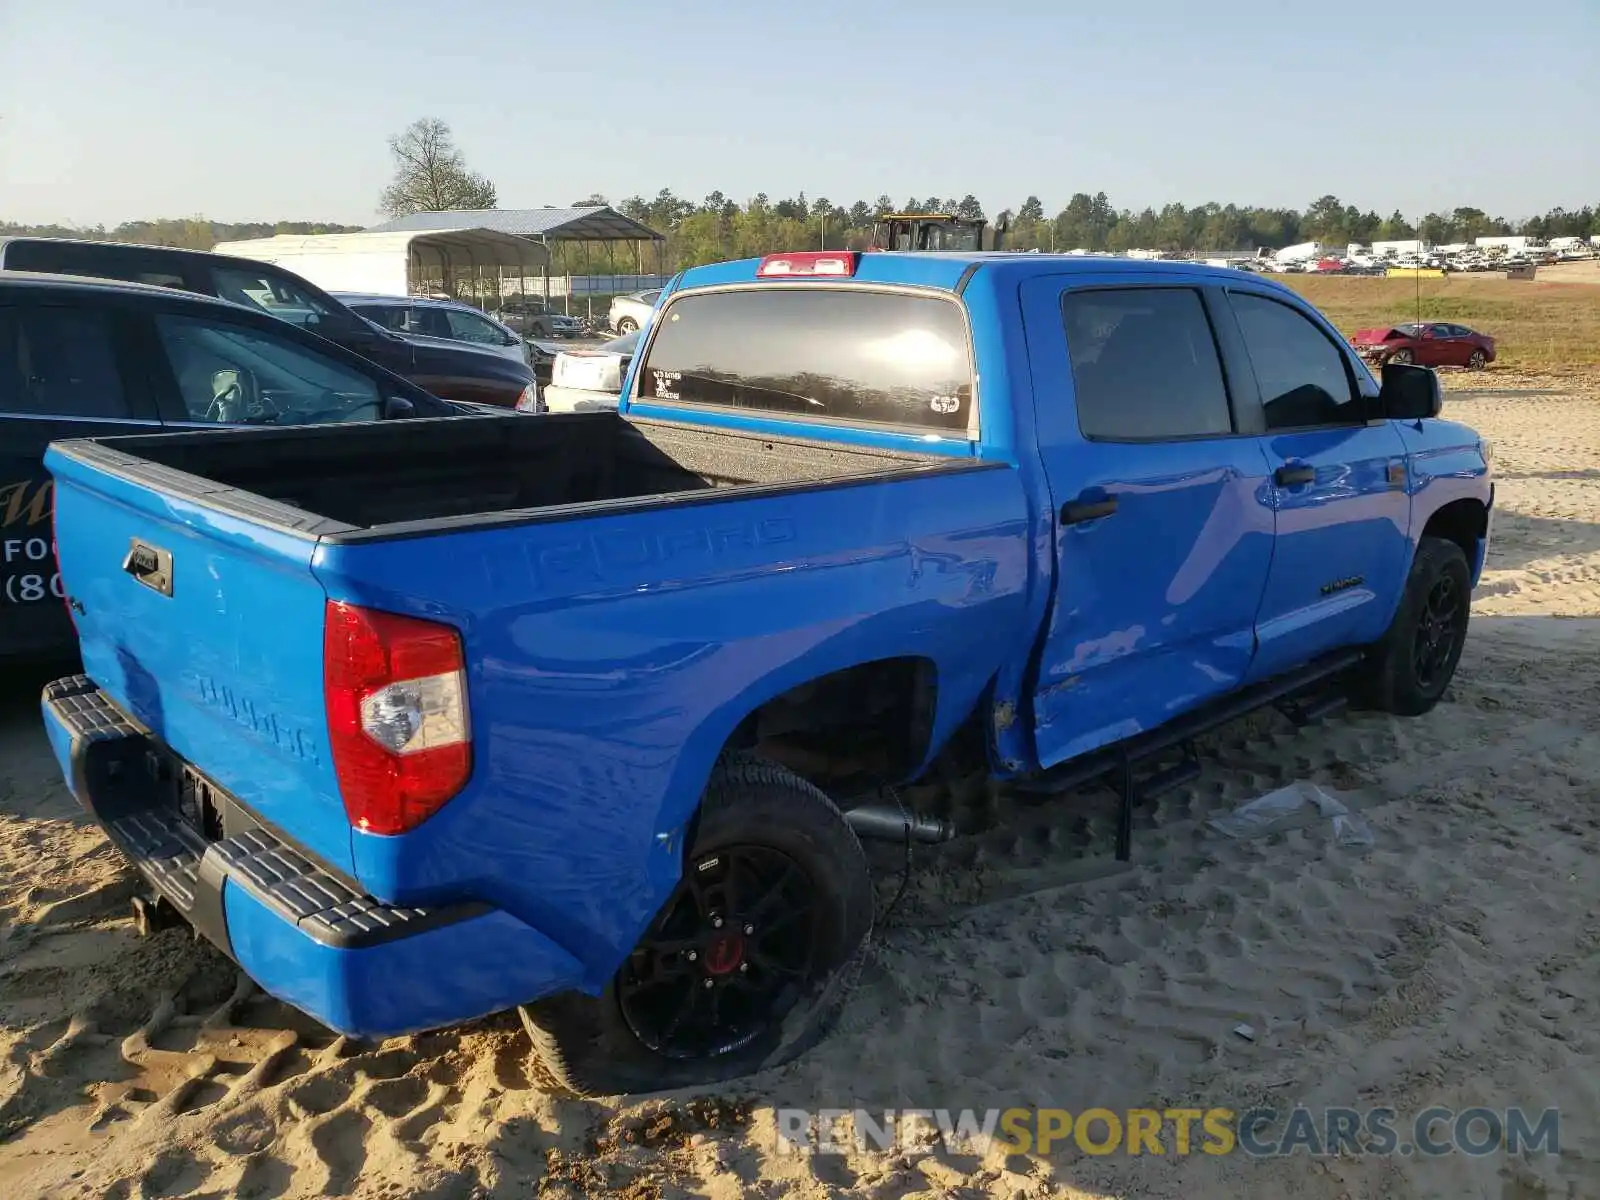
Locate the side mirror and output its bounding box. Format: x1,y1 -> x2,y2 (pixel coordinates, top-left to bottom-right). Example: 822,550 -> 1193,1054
1379,362 -> 1442,421
382,395 -> 416,420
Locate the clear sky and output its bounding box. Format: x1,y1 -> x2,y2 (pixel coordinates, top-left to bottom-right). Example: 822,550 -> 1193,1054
2,0 -> 1595,228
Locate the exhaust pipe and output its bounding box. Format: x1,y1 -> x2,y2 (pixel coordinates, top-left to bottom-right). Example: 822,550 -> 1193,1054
844,803 -> 954,844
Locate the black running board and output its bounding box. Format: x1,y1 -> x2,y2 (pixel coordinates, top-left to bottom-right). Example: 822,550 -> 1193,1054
1018,647 -> 1365,861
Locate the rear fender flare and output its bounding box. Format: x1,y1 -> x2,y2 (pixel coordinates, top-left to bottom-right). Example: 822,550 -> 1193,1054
649,641 -> 995,846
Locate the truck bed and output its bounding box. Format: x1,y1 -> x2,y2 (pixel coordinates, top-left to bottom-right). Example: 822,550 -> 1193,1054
55,412 -> 959,540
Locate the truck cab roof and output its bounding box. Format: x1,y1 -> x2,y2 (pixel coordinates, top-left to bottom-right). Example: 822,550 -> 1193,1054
673,251 -> 1286,295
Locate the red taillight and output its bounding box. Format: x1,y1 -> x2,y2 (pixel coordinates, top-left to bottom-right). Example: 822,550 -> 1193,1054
323,600 -> 471,836
756,251 -> 859,278
514,383 -> 544,414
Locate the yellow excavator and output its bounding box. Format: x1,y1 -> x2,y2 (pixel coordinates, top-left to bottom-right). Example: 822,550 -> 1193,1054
868,212 -> 1010,253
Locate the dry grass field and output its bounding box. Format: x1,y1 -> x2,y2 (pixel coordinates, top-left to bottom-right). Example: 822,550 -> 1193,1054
1286,270 -> 1600,369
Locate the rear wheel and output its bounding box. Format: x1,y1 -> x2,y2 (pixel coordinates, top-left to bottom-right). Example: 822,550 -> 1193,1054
520,754 -> 872,1097
1352,536 -> 1471,716
1467,348 -> 1487,369
616,316 -> 640,335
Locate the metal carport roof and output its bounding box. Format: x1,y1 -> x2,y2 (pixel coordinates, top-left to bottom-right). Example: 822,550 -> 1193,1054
365,206 -> 663,242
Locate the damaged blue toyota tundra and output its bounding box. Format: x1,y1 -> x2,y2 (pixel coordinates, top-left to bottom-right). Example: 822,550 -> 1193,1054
40,250 -> 1492,1096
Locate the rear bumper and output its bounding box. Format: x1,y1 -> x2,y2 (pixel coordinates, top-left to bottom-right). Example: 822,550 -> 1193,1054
40,676 -> 585,1038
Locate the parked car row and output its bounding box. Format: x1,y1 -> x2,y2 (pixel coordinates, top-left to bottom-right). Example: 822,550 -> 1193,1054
0,238 -> 540,409
0,269 -> 509,661
0,238 -> 675,663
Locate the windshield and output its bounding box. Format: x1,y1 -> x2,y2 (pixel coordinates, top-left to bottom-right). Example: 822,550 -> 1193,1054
210,265 -> 335,330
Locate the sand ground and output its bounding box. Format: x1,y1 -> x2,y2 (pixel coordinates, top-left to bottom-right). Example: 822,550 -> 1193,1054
1,369 -> 1597,1199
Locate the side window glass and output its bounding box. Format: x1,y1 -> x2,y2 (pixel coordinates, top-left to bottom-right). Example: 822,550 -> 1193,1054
416,308 -> 452,339
444,309 -> 505,345
209,266 -> 331,329
0,305 -> 131,419
361,305 -> 407,332
1229,292 -> 1359,430
1061,287 -> 1232,441
152,314 -> 382,426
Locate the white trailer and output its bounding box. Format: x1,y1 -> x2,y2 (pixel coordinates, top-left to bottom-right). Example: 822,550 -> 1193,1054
1371,239 -> 1430,257
211,228 -> 549,302
1473,235 -> 1547,252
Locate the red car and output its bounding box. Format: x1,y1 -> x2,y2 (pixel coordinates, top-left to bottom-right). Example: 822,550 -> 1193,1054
1350,321 -> 1496,369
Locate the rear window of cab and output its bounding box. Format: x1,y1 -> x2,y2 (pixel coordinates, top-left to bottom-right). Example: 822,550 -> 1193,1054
635,288 -> 975,435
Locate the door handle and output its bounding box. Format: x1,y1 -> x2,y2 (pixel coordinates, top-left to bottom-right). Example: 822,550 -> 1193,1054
1061,496 -> 1119,525
1274,464 -> 1316,487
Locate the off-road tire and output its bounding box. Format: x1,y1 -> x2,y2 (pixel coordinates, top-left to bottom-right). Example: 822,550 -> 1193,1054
520,753 -> 872,1098
1352,536 -> 1471,715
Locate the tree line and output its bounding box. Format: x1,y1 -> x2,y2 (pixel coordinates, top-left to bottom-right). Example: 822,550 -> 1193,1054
6,194 -> 1595,275
584,190 -> 1600,271
6,110 -> 1594,272
0,218 -> 363,251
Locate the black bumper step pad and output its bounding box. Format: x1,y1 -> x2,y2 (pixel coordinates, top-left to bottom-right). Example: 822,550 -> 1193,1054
44,679 -> 486,953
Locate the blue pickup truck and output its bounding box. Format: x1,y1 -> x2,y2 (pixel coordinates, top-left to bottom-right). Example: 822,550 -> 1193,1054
40,250 -> 1492,1096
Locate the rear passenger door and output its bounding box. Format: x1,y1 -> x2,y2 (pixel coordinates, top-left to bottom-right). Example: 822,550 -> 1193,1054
1220,287 -> 1413,681
1020,276 -> 1277,766
0,298 -> 162,658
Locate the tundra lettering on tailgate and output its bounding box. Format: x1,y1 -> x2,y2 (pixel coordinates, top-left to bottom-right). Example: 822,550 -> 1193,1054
190,673 -> 322,764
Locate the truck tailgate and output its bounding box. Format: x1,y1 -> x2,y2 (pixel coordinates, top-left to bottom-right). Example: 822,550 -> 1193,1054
47,445 -> 353,876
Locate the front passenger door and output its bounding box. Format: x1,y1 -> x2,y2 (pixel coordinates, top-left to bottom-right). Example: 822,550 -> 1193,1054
1224,289 -> 1413,681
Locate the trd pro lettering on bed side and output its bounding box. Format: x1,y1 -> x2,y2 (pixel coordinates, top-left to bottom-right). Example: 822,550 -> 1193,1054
521,516 -> 800,589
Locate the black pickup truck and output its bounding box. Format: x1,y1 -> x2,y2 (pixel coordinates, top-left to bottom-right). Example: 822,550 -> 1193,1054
0,237 -> 538,409
0,270 -> 501,661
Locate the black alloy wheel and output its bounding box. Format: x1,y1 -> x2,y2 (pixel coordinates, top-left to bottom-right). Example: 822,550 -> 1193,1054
1412,573 -> 1465,691
617,845 -> 817,1061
